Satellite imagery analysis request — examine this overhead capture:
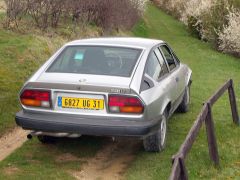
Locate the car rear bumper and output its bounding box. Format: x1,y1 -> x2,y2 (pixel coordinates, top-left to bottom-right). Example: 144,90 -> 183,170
15,111 -> 161,137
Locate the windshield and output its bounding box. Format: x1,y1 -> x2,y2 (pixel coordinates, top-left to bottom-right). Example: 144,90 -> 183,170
47,46 -> 142,77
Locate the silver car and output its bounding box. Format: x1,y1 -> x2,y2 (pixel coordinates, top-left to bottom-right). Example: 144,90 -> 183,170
16,37 -> 192,152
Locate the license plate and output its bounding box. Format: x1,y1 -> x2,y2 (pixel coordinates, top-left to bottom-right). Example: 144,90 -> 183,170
58,97 -> 104,110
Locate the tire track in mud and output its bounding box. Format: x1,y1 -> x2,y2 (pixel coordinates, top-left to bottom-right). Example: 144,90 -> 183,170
71,138 -> 142,180
0,127 -> 28,161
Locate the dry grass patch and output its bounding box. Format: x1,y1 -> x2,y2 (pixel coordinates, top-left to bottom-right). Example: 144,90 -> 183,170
0,0 -> 6,12
3,166 -> 20,175
55,153 -> 80,163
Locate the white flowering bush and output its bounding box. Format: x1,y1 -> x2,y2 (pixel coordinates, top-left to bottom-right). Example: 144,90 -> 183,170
131,0 -> 148,14
154,0 -> 224,25
181,0 -> 216,24
218,9 -> 240,56
153,0 -> 185,18
154,0 -> 240,57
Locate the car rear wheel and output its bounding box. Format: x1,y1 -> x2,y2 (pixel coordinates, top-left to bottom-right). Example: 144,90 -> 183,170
177,85 -> 190,113
37,135 -> 56,144
143,112 -> 167,152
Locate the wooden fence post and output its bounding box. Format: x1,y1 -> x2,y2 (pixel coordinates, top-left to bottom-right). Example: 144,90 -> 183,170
179,156 -> 188,180
170,156 -> 181,180
205,103 -> 219,166
170,80 -> 239,179
170,155 -> 188,180
228,79 -> 240,125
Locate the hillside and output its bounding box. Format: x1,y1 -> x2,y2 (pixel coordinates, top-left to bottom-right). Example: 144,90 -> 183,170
0,2 -> 239,179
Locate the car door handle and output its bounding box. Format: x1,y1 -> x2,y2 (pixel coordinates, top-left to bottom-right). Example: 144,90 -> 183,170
175,77 -> 179,82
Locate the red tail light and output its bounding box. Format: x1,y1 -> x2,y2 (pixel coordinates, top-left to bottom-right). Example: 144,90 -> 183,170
108,95 -> 144,114
20,89 -> 51,108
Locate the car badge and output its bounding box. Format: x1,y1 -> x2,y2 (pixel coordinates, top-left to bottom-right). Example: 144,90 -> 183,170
79,79 -> 87,83
110,88 -> 126,93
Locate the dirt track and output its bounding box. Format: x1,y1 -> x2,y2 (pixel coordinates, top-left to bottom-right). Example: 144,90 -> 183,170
0,127 -> 28,161
71,138 -> 141,180
0,128 -> 141,179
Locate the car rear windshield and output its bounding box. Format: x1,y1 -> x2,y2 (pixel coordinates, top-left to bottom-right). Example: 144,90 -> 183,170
46,46 -> 142,77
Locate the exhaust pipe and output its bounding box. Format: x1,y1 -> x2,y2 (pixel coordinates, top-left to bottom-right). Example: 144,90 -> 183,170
27,134 -> 32,139
27,131 -> 81,139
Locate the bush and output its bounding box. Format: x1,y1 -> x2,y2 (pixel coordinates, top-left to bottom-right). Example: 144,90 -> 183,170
217,9 -> 240,57
153,0 -> 185,18
187,15 -> 203,39
27,0 -> 64,29
4,0 -> 147,32
4,0 -> 27,28
188,0 -> 230,42
154,0 -> 240,57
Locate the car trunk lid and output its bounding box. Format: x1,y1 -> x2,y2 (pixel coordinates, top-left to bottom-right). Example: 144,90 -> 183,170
37,73 -> 132,88
24,73 -> 134,115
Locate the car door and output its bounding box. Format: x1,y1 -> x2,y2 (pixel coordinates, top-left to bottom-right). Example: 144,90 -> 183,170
159,44 -> 185,110
140,47 -> 174,120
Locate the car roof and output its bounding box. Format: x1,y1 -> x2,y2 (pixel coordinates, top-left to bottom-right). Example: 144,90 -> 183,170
67,37 -> 165,49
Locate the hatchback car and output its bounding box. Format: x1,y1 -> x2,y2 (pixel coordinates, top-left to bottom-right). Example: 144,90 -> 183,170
16,37 -> 192,152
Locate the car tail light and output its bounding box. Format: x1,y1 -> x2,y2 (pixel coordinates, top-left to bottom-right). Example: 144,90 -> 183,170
20,89 -> 51,108
108,95 -> 144,114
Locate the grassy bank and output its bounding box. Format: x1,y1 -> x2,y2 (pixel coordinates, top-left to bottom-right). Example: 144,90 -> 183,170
126,3 -> 240,179
0,30 -> 66,137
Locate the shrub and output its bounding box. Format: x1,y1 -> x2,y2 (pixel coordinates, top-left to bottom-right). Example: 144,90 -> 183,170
201,0 -> 229,42
3,0 -> 27,28
217,9 -> 240,57
4,0 -> 147,32
187,15 -> 203,38
154,0 -> 240,57
153,0 -> 185,18
27,0 -> 65,29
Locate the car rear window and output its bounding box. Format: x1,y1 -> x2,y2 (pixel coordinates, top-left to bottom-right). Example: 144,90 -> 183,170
46,46 -> 142,77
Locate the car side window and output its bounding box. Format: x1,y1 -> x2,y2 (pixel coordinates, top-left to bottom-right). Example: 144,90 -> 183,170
145,51 -> 161,81
160,45 -> 176,71
154,48 -> 169,77
173,52 -> 180,65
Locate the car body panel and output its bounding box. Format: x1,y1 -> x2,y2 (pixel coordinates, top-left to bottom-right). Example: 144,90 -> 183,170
16,37 -> 192,137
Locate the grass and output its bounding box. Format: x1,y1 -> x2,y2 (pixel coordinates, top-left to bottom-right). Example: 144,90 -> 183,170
0,2 -> 240,179
0,137 -> 102,179
125,3 -> 240,179
0,13 -> 103,179
0,29 -> 65,137
0,15 -> 100,137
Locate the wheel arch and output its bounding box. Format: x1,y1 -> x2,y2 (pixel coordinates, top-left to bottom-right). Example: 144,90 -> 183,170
160,100 -> 172,117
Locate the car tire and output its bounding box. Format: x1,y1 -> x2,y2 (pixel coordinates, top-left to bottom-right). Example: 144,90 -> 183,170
177,85 -> 190,113
37,135 -> 56,144
143,112 -> 167,152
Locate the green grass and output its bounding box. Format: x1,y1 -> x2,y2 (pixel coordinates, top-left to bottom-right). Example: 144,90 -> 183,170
0,137 -> 103,179
0,30 -> 65,137
0,2 -> 240,179
125,3 -> 240,179
0,19 -> 103,179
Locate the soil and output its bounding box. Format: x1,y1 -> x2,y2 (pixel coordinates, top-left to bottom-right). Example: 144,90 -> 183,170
0,127 -> 28,161
55,153 -> 81,163
0,128 -> 142,180
70,138 -> 141,180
